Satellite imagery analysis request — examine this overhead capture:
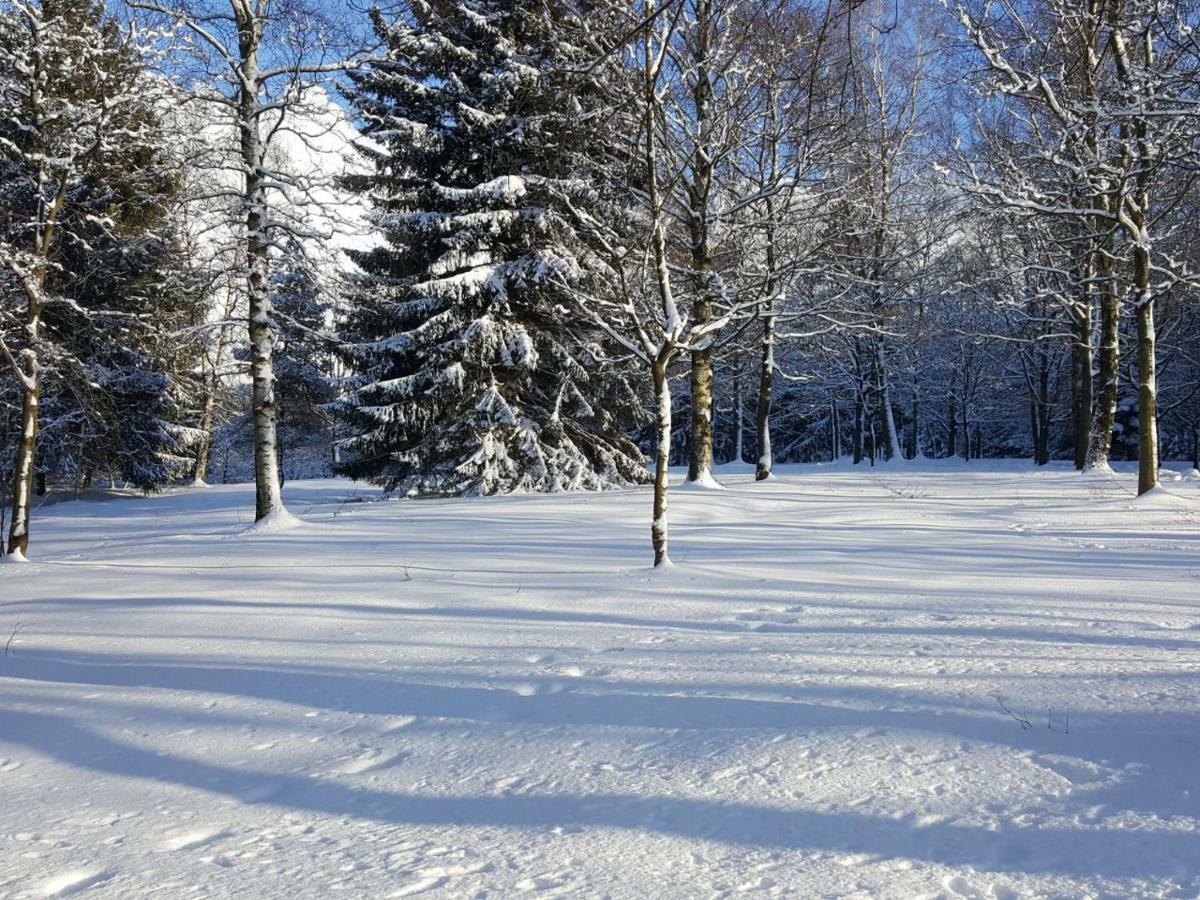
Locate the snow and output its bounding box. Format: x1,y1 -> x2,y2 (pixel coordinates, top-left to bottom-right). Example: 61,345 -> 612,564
240,507 -> 306,535
2,462 -> 1199,898
677,468 -> 726,491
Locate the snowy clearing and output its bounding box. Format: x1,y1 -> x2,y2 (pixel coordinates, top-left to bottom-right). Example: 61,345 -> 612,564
1,463 -> 1199,898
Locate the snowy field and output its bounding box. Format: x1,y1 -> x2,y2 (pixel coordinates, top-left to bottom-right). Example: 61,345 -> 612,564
2,462 -> 1199,899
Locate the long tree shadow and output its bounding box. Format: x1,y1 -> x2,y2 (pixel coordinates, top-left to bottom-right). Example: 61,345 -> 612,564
6,646 -> 1200,822
2,707 -> 1197,881
4,595 -> 1196,653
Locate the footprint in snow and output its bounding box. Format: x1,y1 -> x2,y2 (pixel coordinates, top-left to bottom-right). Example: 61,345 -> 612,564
389,862 -> 491,897
941,874 -> 1019,900
515,870 -> 575,894
1033,754 -> 1112,788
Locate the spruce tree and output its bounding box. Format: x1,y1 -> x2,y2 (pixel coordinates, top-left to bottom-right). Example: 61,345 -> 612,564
0,0 -> 192,554
268,239 -> 337,482
334,0 -> 646,496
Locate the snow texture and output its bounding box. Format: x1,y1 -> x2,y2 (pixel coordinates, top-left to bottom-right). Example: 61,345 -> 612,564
1,461 -> 1199,898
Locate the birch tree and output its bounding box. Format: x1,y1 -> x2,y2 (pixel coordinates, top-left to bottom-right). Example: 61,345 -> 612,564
130,0 -> 370,522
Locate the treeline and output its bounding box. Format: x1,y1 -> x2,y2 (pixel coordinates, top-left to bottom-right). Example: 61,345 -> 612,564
3,0 -> 1200,563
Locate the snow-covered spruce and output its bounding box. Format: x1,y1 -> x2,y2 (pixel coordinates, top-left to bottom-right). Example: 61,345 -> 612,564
332,2 -> 647,496
0,0 -> 198,558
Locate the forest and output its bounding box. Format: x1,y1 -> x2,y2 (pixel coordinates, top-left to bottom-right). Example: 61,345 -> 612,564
4,0 -> 1200,564
3,2 -> 1200,897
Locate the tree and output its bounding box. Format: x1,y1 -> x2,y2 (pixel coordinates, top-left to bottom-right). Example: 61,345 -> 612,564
332,0 -> 647,497
130,0 -> 369,522
0,0 -> 174,558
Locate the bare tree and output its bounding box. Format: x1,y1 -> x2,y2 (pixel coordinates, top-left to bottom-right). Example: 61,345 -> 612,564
130,0 -> 372,521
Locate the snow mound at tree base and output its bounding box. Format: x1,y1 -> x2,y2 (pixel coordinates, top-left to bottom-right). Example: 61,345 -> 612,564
676,470 -> 726,491
1127,484 -> 1196,510
240,507 -> 307,535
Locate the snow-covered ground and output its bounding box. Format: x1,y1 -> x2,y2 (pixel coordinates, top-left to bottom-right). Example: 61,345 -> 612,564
2,462 -> 1199,899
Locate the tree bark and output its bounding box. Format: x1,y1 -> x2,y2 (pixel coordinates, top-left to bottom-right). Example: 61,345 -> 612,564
7,351 -> 38,559
961,402 -> 971,462
1133,260 -> 1158,495
1087,240 -> 1119,471
830,400 -> 840,461
874,340 -> 901,461
732,354 -> 744,464
193,377 -> 215,485
947,390 -> 957,458
685,0 -> 716,485
1071,282 -> 1093,471
236,17 -> 285,521
852,388 -> 865,464
907,392 -> 919,460
1032,347 -> 1051,466
754,309 -> 774,480
652,357 -> 672,567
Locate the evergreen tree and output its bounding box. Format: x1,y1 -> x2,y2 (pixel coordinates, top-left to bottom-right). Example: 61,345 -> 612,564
0,0 -> 195,555
333,0 -> 647,496
267,239 -> 336,481
38,135 -> 205,491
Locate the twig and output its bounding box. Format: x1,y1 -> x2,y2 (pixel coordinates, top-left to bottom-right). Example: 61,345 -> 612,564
3,621 -> 29,658
996,697 -> 1031,729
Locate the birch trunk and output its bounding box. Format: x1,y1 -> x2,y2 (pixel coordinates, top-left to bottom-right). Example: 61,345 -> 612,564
652,358 -> 671,566
236,18 -> 284,521
193,371 -> 216,485
754,308 -> 774,480
732,357 -> 743,464
1087,243 -> 1119,471
1071,281 -> 1093,471
7,348 -> 38,559
947,382 -> 957,459
1133,260 -> 1158,495
875,340 -> 901,461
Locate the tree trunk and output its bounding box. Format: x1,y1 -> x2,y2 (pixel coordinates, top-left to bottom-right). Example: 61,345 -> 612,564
237,28 -> 285,521
732,355 -> 744,464
685,0 -> 716,486
755,301 -> 776,480
947,381 -> 957,459
7,355 -> 38,560
193,379 -> 215,485
906,394 -> 916,460
830,399 -> 841,461
874,341 -> 901,461
1134,263 -> 1158,495
962,403 -> 971,462
652,357 -> 672,567
852,390 -> 865,464
1071,262 -> 1094,470
1031,348 -> 1051,466
1087,242 -> 1119,471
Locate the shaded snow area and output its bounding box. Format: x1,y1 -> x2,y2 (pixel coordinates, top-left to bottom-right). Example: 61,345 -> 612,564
2,463 -> 1199,898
